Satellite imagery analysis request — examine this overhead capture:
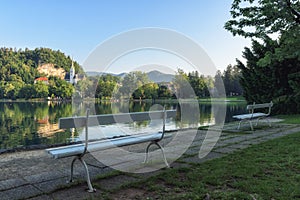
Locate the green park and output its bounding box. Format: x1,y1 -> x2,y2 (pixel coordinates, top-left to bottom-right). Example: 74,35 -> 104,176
0,0 -> 299,199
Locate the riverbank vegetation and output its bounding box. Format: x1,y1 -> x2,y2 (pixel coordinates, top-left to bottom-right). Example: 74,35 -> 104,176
90,67 -> 243,101
0,46 -> 243,101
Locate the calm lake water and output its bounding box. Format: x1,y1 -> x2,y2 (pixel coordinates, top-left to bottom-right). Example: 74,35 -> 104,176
0,100 -> 246,152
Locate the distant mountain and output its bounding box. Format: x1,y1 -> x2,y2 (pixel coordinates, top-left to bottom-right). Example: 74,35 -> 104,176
85,71 -> 104,76
86,70 -> 174,83
86,71 -> 127,77
146,70 -> 174,83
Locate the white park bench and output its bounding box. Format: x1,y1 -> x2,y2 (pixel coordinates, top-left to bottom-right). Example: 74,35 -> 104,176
232,101 -> 273,131
45,108 -> 177,192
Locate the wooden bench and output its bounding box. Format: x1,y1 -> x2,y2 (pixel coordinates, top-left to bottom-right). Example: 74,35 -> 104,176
46,108 -> 177,192
232,101 -> 273,131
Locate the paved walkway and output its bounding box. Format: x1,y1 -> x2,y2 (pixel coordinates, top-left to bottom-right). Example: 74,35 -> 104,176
0,120 -> 299,200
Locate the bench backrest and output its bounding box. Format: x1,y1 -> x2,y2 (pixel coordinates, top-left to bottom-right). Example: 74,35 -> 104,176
246,101 -> 273,115
59,109 -> 177,154
59,110 -> 177,129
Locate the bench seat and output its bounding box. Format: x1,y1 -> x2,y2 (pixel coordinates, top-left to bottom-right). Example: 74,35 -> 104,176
232,112 -> 268,120
47,132 -> 164,159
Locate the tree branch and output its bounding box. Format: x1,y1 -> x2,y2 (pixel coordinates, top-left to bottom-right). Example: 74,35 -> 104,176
285,0 -> 300,24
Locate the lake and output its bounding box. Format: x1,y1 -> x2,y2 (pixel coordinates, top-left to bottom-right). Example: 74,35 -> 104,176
0,100 -> 246,152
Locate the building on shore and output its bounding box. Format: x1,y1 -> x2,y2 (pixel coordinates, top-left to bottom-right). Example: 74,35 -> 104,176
34,77 -> 49,84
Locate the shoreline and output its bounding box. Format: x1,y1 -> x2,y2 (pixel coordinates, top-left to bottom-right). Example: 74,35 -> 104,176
0,97 -> 246,103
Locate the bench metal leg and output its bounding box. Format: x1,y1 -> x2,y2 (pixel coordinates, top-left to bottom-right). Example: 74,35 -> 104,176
78,157 -> 96,193
143,142 -> 153,164
249,120 -> 254,131
237,120 -> 242,130
144,141 -> 170,168
237,119 -> 254,131
255,118 -> 260,126
267,118 -> 272,127
68,156 -> 96,193
69,157 -> 77,183
155,142 -> 170,168
255,117 -> 271,128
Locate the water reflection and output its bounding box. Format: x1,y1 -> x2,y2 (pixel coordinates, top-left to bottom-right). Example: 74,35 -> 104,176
0,101 -> 246,152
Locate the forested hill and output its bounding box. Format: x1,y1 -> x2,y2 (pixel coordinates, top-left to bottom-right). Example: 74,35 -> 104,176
0,47 -> 83,84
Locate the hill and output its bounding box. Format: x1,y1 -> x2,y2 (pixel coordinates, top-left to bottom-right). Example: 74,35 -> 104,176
86,70 -> 174,83
0,47 -> 82,84
146,70 -> 174,83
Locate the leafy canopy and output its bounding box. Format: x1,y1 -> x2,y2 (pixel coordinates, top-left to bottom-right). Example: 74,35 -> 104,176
225,0 -> 300,38
225,0 -> 300,113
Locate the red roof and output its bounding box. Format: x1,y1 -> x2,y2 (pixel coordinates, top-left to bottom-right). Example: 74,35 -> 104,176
35,77 -> 48,81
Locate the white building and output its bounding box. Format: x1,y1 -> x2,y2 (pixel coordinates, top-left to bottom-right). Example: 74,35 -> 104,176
65,61 -> 76,84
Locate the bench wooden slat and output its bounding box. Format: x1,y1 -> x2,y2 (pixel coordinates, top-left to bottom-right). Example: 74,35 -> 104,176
246,102 -> 273,110
59,110 -> 177,129
232,112 -> 268,120
47,132 -> 165,159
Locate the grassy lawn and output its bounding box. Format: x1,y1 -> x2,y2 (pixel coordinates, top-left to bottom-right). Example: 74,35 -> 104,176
277,114 -> 300,124
107,132 -> 300,199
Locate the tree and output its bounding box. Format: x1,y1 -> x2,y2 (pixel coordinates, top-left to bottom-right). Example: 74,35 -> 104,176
214,71 -> 224,97
237,35 -> 300,113
34,82 -> 49,98
132,83 -> 159,100
225,0 -> 300,38
19,84 -> 34,99
173,69 -> 197,99
222,65 -> 243,96
95,74 -> 119,99
157,85 -> 172,99
119,71 -> 150,98
225,0 -> 300,113
48,76 -> 74,99
75,77 -> 97,99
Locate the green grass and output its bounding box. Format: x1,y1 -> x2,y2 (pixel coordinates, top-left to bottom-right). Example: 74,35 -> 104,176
277,114 -> 300,124
105,132 -> 300,199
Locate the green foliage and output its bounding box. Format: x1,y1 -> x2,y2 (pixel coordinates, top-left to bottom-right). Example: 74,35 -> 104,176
213,66 -> 243,97
132,82 -> 159,100
222,65 -> 243,96
157,85 -> 172,99
75,77 -> 98,99
226,0 -> 300,114
95,74 -> 120,99
225,0 -> 300,38
174,69 -> 217,99
237,30 -> 300,113
48,76 -> 74,99
34,82 -> 49,98
188,71 -> 210,98
119,71 -> 150,98
0,47 -> 81,99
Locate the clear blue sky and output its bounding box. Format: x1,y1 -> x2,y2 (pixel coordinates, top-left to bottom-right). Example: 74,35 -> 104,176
0,0 -> 251,73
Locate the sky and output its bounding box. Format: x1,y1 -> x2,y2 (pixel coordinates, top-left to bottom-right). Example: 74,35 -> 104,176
0,0 -> 251,74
